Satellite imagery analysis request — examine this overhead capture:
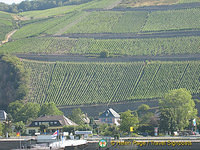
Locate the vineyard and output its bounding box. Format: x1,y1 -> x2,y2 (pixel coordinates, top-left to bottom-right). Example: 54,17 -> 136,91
1,36 -> 200,56
64,11 -> 148,33
143,8 -> 200,31
0,11 -> 14,41
18,0 -> 121,19
24,60 -> 200,106
116,0 -> 200,8
179,0 -> 200,3
12,12 -> 81,39
16,8 -> 200,36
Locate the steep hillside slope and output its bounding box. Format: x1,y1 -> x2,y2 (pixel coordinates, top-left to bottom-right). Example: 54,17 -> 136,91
24,60 -> 200,106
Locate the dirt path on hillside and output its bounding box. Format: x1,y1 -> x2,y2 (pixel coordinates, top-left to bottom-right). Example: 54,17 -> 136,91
0,30 -> 17,46
15,53 -> 200,62
106,0 -> 122,9
53,29 -> 200,39
11,14 -> 28,21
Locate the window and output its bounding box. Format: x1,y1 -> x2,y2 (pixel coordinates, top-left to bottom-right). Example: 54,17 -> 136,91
35,122 -> 38,126
29,130 -> 36,136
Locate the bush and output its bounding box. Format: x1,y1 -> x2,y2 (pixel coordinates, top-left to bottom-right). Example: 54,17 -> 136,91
114,134 -> 120,139
99,50 -> 109,58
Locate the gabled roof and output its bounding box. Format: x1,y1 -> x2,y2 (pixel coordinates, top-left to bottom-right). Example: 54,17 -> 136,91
33,115 -> 77,126
0,110 -> 7,121
99,108 -> 120,118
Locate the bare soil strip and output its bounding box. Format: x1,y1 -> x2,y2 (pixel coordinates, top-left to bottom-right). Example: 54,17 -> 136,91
16,54 -> 200,62
53,29 -> 200,39
106,0 -> 123,10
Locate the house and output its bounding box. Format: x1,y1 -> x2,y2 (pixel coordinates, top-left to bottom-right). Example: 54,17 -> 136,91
99,108 -> 120,126
26,115 -> 77,135
0,110 -> 7,122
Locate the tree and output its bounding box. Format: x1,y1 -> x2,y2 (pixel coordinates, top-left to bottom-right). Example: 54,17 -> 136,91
2,114 -> 12,137
0,122 -> 3,136
8,100 -> 24,121
0,55 -> 29,109
38,102 -> 63,116
99,50 -> 109,58
70,108 -> 84,125
98,124 -> 119,136
159,88 -> 197,133
137,104 -> 150,117
15,121 -> 25,135
120,110 -> 139,133
16,102 -> 40,123
63,125 -> 76,134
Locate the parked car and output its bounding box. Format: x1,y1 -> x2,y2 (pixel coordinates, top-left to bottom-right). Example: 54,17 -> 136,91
178,130 -> 195,136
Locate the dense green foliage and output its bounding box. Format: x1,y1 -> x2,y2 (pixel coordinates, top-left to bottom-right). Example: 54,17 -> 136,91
38,102 -> 64,116
0,0 -> 94,13
70,108 -> 85,125
0,55 -> 29,109
159,88 -> 197,132
120,110 -> 139,133
1,36 -> 200,55
23,60 -> 200,106
8,101 -> 63,123
0,122 -> 2,136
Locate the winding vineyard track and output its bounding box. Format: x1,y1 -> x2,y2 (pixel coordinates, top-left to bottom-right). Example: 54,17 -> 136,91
0,30 -> 17,46
53,29 -> 200,39
16,53 -> 200,62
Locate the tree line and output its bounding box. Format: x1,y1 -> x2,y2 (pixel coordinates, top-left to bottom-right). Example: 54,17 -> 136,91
0,55 -> 29,110
0,0 -> 93,13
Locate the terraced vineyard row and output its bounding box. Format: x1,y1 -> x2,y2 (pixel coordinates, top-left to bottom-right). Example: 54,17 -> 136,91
65,11 -> 148,33
11,7 -> 200,40
24,60 -> 200,106
143,8 -> 200,31
1,36 -> 200,56
12,12 -> 81,39
179,0 -> 200,3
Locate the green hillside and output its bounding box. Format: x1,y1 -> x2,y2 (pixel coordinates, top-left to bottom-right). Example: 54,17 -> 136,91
0,11 -> 14,41
117,0 -> 200,8
1,36 -> 200,56
0,0 -> 200,109
143,8 -> 200,31
19,0 -> 120,19
24,60 -> 200,106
